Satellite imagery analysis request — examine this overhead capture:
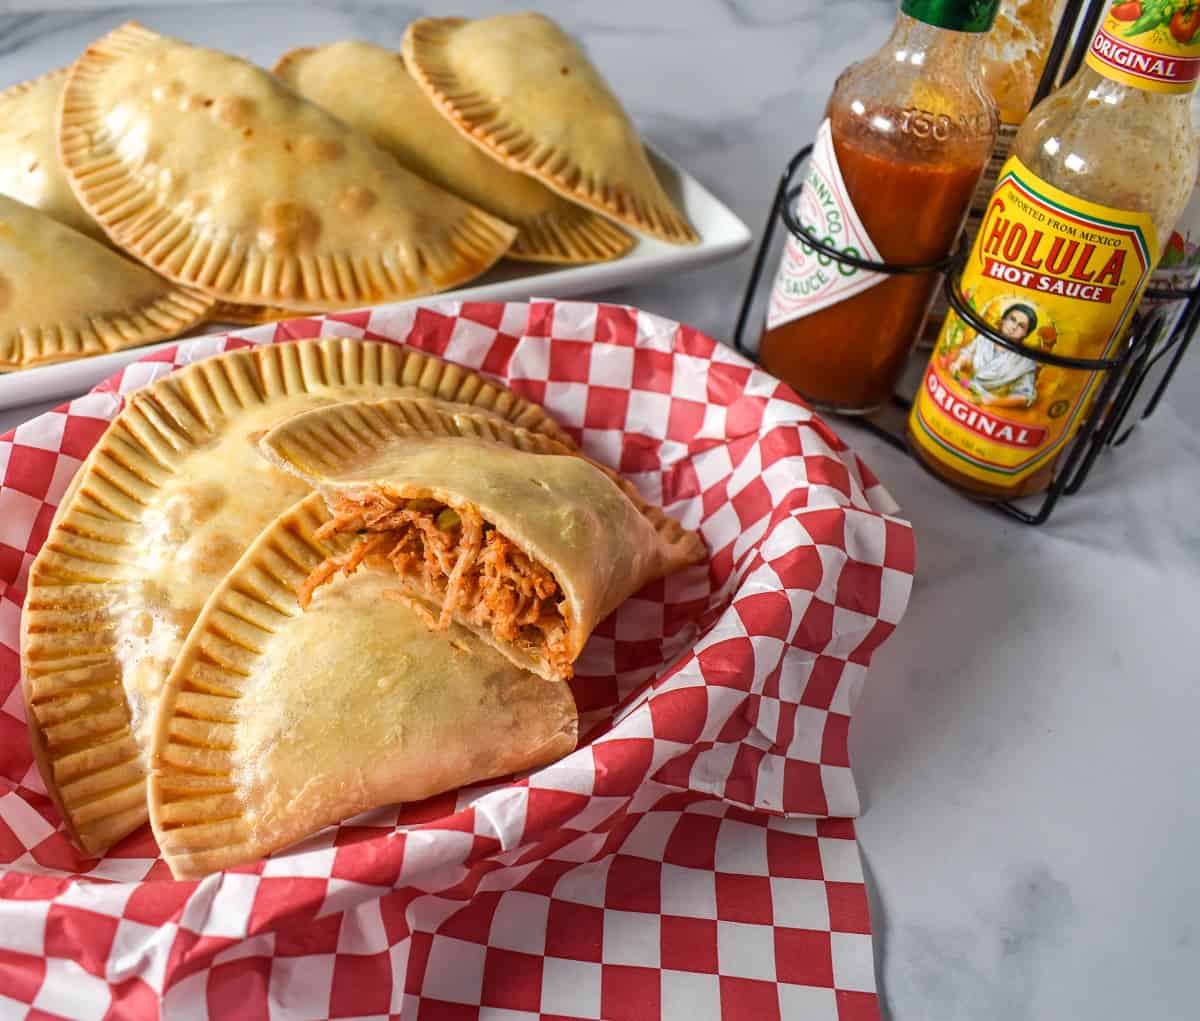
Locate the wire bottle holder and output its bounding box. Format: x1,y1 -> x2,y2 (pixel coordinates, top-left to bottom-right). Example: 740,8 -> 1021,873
731,0 -> 1200,526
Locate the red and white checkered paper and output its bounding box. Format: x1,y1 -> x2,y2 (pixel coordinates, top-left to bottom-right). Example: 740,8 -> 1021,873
0,301 -> 914,1021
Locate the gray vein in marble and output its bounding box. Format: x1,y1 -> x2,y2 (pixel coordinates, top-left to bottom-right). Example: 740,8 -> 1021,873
0,9 -> 122,57
720,0 -> 894,29
894,867 -> 1077,1021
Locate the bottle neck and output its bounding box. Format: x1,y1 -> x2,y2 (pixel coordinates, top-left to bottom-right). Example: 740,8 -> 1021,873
1070,62 -> 1196,110
901,0 -> 999,33
882,11 -> 987,80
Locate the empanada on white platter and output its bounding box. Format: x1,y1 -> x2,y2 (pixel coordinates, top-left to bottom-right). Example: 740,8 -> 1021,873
0,69 -> 104,241
275,41 -> 633,264
59,23 -> 517,310
0,194 -> 211,370
403,13 -> 698,245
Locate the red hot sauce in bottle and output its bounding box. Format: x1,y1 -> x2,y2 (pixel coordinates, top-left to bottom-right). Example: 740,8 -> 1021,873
760,0 -> 1000,413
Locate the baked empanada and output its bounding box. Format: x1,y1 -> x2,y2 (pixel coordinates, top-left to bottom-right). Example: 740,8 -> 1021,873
0,194 -> 211,370
0,69 -> 104,241
21,339 -> 568,855
259,397 -> 706,682
274,41 -> 633,264
58,23 -> 517,310
402,13 -> 698,245
149,492 -> 578,880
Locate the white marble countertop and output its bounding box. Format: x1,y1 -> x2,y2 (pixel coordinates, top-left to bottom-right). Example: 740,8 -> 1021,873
2,3 -> 1198,1020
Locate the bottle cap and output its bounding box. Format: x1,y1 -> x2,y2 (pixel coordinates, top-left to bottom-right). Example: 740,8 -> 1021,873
901,0 -> 1002,33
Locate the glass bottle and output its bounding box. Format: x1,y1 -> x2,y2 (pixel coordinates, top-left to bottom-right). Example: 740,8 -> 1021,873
907,4 -> 1200,500
1138,88 -> 1200,336
759,0 -> 1000,414
920,0 -> 1066,346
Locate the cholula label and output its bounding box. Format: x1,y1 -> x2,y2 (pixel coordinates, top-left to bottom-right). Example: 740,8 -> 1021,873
909,156 -> 1156,485
1086,2 -> 1200,94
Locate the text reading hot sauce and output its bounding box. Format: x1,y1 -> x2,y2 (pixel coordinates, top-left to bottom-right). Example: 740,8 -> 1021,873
908,0 -> 1200,499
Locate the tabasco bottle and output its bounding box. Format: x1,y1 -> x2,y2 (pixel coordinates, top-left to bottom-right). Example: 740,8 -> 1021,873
908,1 -> 1200,500
759,0 -> 1001,413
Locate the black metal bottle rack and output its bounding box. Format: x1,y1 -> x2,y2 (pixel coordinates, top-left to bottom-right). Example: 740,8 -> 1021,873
732,0 -> 1200,525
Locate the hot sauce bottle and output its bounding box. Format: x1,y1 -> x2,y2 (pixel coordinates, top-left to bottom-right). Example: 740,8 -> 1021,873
908,1 -> 1200,499
920,0 -> 1066,346
759,0 -> 1001,413
1139,89 -> 1200,336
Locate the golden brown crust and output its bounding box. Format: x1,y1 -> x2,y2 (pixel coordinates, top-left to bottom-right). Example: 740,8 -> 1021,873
209,301 -> 302,325
0,68 -> 106,241
261,395 -> 700,560
21,339 -> 570,855
259,396 -> 707,680
270,45 -> 315,80
507,204 -> 634,263
149,492 -> 578,879
0,195 -> 213,371
272,41 -> 634,265
402,15 -> 698,246
58,22 -> 517,310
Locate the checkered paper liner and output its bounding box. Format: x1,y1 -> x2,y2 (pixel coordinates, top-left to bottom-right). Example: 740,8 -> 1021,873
0,301 -> 914,1021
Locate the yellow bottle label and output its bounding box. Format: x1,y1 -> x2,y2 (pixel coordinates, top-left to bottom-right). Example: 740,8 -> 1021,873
1086,2 -> 1200,94
910,156 -> 1157,486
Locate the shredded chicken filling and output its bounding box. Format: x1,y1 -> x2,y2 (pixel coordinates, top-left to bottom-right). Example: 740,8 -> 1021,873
301,492 -> 574,676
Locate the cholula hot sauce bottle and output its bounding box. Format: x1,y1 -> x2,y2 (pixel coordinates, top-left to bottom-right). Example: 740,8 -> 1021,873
759,0 -> 1001,413
908,0 -> 1200,499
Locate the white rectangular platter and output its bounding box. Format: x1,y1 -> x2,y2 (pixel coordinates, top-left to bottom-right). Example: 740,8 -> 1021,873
0,145 -> 751,414
0,4 -> 748,415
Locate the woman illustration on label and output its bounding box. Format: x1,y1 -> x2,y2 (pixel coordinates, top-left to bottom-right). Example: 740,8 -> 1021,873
948,302 -> 1053,408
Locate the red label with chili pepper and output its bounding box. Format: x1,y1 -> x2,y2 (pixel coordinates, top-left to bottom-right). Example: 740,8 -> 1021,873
1086,0 -> 1200,93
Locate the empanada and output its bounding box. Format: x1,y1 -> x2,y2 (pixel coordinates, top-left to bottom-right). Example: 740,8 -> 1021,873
0,194 -> 212,370
0,69 -> 104,241
149,492 -> 578,880
58,23 -> 517,310
21,339 -> 568,855
259,397 -> 706,682
403,14 -> 698,245
274,41 -> 633,264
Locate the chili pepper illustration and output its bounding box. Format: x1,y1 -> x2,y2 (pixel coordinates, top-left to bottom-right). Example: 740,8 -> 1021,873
1170,6 -> 1200,40
1111,1 -> 1142,20
1123,0 -> 1194,37
1161,231 -> 1188,268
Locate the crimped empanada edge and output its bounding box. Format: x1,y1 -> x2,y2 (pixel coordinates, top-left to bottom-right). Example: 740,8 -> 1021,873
0,65 -> 68,106
58,22 -> 518,310
261,395 -> 706,570
147,493 -> 337,880
271,41 -> 633,265
509,204 -> 635,264
1,286 -> 214,371
20,338 -> 569,854
401,17 -> 700,246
